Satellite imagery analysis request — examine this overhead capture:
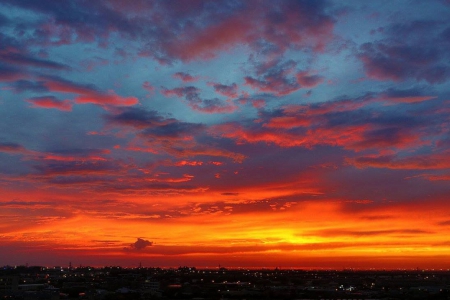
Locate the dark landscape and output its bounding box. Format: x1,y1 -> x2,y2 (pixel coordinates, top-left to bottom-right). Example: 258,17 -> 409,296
2,265 -> 450,299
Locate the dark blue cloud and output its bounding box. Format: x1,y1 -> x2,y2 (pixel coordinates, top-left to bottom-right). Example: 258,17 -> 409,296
142,122 -> 204,139
105,107 -> 168,128
9,80 -> 48,93
359,19 -> 450,83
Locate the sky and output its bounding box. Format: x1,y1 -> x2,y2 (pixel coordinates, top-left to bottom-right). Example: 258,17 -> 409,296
1,0 -> 450,269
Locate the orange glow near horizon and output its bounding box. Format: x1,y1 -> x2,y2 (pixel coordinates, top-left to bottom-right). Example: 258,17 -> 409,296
2,181 -> 450,268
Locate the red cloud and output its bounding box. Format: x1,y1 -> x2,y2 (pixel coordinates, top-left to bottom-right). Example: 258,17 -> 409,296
40,149 -> 111,162
173,72 -> 199,82
296,71 -> 324,88
0,143 -> 28,154
159,2 -> 334,62
45,80 -> 93,94
44,79 -> 138,107
27,96 -> 73,111
213,95 -> 431,152
75,90 -> 138,106
268,121 -> 418,151
175,160 -> 204,166
166,15 -> 249,61
251,99 -> 266,109
348,152 -> 450,170
264,116 -> 311,129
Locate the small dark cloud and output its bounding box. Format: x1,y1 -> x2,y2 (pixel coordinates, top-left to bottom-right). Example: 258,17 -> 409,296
438,220 -> 450,226
221,192 -> 239,196
1,52 -> 71,70
383,86 -> 430,98
105,107 -> 168,129
105,107 -> 244,163
211,83 -> 238,98
124,238 -> 153,251
141,121 -> 204,139
10,80 -> 48,93
173,72 -> 198,82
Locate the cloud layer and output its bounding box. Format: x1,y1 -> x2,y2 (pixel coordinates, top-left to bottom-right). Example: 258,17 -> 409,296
1,0 -> 450,268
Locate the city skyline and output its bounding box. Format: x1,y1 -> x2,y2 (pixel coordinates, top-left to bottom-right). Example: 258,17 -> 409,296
1,0 -> 450,269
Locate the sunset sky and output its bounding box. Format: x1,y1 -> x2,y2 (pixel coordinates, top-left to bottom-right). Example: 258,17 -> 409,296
1,0 -> 450,269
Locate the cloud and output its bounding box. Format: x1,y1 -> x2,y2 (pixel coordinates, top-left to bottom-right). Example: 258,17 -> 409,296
105,107 -> 169,128
380,87 -> 437,104
4,0 -> 334,65
43,76 -> 138,107
244,60 -> 301,96
173,72 -> 199,82
9,80 -> 48,93
105,107 -> 245,162
141,122 -> 204,139
244,59 -> 324,96
296,71 -> 324,88
348,152 -> 450,170
0,200 -> 55,208
134,1 -> 334,63
175,160 -> 204,166
106,107 -> 205,138
75,90 -> 138,106
161,86 -> 237,113
359,20 -> 450,83
438,220 -> 450,226
26,96 -> 73,111
0,143 -> 27,154
2,0 -> 450,268
0,65 -> 25,82
161,86 -> 199,98
210,82 -> 238,98
1,52 -> 70,70
2,0 -> 135,46
40,148 -> 111,162
33,160 -> 115,176
124,238 -> 153,251
161,1 -> 333,62
212,90 -> 444,154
